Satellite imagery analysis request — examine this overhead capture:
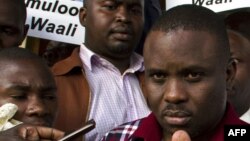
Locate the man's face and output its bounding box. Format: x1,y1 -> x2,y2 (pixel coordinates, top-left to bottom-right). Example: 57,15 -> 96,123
228,30 -> 250,115
0,60 -> 57,127
0,0 -> 27,49
81,0 -> 144,59
144,30 -> 232,139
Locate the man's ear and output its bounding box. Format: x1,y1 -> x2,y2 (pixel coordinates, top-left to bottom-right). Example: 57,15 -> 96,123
24,24 -> 29,36
226,58 -> 236,92
22,24 -> 29,41
79,7 -> 87,27
19,24 -> 29,46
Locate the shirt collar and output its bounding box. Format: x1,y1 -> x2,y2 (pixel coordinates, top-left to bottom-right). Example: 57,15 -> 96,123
132,113 -> 163,140
127,52 -> 144,73
132,103 -> 248,141
79,44 -> 144,74
79,44 -> 95,71
52,47 -> 82,76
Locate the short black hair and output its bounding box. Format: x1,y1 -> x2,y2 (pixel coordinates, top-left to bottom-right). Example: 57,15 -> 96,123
12,0 -> 27,23
150,4 -> 230,60
0,47 -> 46,66
151,5 -> 225,37
20,0 -> 27,23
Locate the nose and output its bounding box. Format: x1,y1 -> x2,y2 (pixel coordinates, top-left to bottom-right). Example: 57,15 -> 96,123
164,79 -> 188,104
115,6 -> 130,22
26,95 -> 47,117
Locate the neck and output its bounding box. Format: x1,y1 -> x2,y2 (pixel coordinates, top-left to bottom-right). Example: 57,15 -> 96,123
103,56 -> 130,73
84,43 -> 133,74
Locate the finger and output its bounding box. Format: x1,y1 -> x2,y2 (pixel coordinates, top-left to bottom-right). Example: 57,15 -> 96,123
18,126 -> 40,141
35,126 -> 65,140
172,130 -> 191,141
25,126 -> 40,141
18,126 -> 28,139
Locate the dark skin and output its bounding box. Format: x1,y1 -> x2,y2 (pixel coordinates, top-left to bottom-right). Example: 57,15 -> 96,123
0,124 -> 64,141
227,30 -> 250,116
0,60 -> 57,127
0,0 -> 28,49
80,0 -> 144,73
143,30 -> 235,141
0,59 -> 65,140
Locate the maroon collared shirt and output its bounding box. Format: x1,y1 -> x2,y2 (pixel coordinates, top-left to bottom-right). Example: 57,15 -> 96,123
101,103 -> 249,141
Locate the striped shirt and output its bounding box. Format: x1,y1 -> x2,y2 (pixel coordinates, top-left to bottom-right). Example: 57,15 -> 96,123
79,44 -> 150,141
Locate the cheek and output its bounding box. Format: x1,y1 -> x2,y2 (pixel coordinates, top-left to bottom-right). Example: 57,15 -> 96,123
134,18 -> 143,27
46,101 -> 58,114
188,83 -> 227,130
13,103 -> 27,120
133,19 -> 144,36
0,99 -> 11,106
87,12 -> 111,31
187,79 -> 226,112
146,83 -> 164,113
1,36 -> 20,47
235,66 -> 249,84
195,82 -> 226,114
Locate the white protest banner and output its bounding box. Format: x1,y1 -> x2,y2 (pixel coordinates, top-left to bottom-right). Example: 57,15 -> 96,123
25,0 -> 85,45
166,0 -> 250,12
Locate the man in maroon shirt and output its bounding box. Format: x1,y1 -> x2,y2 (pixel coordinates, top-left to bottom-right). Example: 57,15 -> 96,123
101,4 -> 249,141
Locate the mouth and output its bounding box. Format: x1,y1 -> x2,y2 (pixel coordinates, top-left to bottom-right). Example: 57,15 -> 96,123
31,122 -> 48,127
110,27 -> 133,41
163,110 -> 191,126
112,32 -> 132,41
25,119 -> 51,127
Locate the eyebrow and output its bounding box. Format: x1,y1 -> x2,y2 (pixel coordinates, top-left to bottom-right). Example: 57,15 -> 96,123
145,68 -> 166,75
6,84 -> 30,91
145,65 -> 208,74
6,84 -> 57,92
0,24 -> 20,32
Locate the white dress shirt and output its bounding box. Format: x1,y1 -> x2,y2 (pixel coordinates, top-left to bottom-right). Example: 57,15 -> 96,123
79,44 -> 150,141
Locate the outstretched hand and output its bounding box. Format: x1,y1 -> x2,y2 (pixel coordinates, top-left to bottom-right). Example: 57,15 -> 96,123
19,124 -> 65,140
0,124 -> 65,141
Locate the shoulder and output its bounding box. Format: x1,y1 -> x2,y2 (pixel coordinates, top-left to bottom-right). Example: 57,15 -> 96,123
51,47 -> 83,76
100,119 -> 143,141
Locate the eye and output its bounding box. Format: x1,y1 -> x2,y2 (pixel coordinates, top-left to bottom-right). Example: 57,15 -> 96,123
42,94 -> 57,101
0,27 -> 16,36
102,1 -> 117,11
152,73 -> 166,80
185,72 -> 203,82
10,94 -> 27,100
130,5 -> 142,15
149,72 -> 167,84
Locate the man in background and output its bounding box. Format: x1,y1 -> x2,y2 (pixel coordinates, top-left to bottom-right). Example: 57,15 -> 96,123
136,0 -> 162,54
0,0 -> 28,49
225,10 -> 250,123
0,47 -> 65,140
52,0 -> 150,140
